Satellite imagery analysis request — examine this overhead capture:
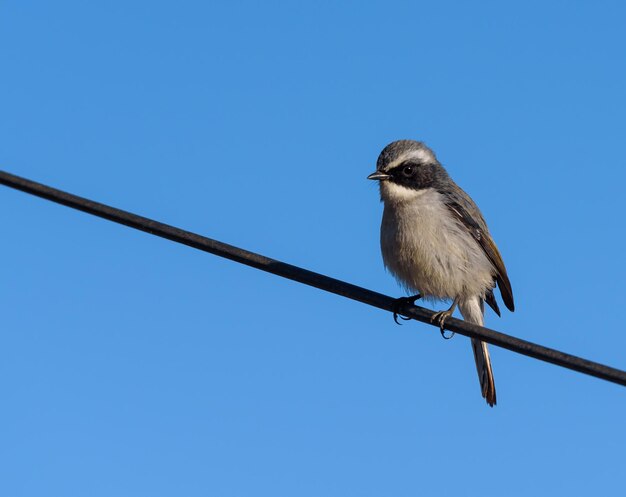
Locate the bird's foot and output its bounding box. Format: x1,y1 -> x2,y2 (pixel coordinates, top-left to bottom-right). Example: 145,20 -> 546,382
392,294 -> 421,325
431,299 -> 459,339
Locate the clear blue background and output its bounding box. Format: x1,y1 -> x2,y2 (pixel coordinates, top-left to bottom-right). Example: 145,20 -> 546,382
2,1 -> 625,496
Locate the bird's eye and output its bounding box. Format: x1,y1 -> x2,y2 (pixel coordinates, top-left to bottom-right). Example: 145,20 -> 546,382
402,165 -> 415,177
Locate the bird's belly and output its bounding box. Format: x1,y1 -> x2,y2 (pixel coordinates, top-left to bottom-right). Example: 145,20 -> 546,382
380,191 -> 494,300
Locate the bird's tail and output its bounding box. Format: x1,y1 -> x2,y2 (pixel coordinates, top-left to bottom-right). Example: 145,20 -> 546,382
460,297 -> 497,407
471,338 -> 496,407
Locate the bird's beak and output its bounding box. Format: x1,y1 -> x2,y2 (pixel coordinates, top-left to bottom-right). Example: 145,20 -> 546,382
367,171 -> 390,181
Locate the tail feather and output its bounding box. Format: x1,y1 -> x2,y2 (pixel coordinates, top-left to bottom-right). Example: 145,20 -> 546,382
459,297 -> 497,407
471,338 -> 497,406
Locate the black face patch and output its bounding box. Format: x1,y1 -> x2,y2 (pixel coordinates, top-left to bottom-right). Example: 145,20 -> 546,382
387,160 -> 435,190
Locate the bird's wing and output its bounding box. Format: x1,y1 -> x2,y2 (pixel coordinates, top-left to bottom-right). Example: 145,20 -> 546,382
442,191 -> 515,312
484,288 -> 501,317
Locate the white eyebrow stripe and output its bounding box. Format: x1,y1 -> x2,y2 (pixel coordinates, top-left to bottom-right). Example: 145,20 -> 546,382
382,149 -> 434,171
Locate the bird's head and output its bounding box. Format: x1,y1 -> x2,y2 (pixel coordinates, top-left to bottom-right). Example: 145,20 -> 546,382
368,140 -> 447,203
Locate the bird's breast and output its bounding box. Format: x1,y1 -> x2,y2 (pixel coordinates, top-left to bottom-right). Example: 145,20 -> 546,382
380,188 -> 493,300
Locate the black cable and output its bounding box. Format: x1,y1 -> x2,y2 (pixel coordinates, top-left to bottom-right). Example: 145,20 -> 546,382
1,169 -> 625,388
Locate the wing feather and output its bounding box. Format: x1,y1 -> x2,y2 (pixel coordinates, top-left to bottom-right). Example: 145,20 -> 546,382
442,190 -> 515,312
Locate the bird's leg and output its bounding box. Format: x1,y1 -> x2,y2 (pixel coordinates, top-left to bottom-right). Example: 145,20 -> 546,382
431,297 -> 459,338
392,294 -> 422,325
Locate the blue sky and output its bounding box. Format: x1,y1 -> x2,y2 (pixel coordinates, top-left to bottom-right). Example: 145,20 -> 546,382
2,1 -> 625,496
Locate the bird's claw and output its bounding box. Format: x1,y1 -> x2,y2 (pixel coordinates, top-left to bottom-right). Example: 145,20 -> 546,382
431,309 -> 456,339
392,294 -> 421,325
429,298 -> 459,338
440,329 -> 455,339
393,313 -> 411,325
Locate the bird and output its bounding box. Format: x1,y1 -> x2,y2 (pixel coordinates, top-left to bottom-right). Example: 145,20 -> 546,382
367,140 -> 514,406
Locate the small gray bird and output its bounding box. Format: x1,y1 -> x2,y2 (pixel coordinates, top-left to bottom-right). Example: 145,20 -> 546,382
368,140 -> 514,406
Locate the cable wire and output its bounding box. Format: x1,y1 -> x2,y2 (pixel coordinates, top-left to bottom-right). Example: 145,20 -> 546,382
1,169 -> 625,388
